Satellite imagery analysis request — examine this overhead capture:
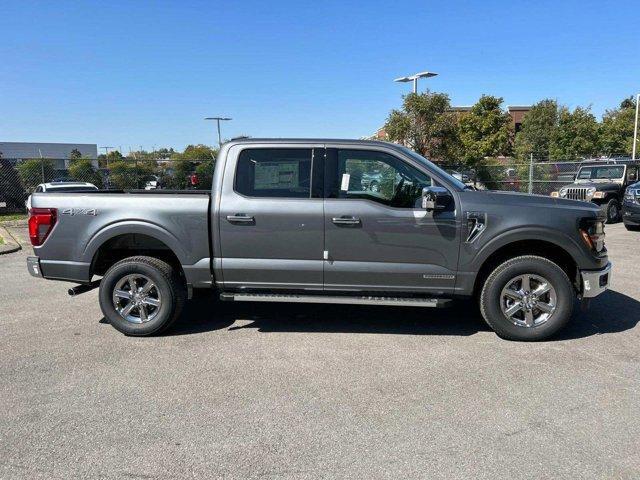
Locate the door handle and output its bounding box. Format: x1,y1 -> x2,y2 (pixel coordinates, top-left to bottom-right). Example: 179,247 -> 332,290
226,214 -> 255,224
332,216 -> 361,226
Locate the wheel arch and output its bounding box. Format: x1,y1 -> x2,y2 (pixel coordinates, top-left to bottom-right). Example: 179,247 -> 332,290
472,239 -> 579,298
86,222 -> 187,278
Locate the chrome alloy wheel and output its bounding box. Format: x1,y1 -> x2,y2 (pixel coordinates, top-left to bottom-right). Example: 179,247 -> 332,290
112,274 -> 162,324
500,274 -> 557,328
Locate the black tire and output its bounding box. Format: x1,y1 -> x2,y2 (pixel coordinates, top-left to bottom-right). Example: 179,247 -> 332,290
479,255 -> 574,341
601,199 -> 621,224
99,256 -> 186,336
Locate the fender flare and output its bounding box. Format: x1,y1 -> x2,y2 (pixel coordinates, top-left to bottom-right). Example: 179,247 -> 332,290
82,220 -> 189,267
467,226 -> 585,273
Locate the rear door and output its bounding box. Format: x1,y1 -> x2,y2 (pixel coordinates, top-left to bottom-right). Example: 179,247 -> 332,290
323,146 -> 460,294
218,144 -> 325,290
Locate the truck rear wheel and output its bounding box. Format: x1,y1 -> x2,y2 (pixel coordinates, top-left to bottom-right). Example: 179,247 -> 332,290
479,255 -> 574,341
99,256 -> 186,336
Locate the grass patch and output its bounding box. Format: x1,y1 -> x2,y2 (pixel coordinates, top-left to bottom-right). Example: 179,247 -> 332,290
0,212 -> 27,222
0,236 -> 4,245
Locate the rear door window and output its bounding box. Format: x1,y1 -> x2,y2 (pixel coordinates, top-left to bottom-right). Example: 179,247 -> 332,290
235,148 -> 312,198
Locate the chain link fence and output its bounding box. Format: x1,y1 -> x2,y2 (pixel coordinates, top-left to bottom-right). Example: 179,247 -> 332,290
1,156 -> 587,213
0,157 -> 214,212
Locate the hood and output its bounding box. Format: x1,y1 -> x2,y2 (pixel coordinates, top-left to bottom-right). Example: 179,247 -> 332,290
563,181 -> 621,191
478,190 -> 600,212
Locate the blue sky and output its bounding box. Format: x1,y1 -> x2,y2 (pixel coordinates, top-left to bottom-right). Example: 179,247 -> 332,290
1,0 -> 638,151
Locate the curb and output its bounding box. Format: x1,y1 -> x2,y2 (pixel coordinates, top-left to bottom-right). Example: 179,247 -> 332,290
0,226 -> 22,255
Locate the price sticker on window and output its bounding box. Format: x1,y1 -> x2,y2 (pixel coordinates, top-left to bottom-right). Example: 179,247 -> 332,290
340,174 -> 350,191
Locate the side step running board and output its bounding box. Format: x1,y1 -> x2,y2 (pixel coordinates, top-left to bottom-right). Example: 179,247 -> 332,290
220,293 -> 450,308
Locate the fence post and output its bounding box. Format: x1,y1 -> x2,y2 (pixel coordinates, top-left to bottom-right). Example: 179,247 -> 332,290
528,153 -> 534,194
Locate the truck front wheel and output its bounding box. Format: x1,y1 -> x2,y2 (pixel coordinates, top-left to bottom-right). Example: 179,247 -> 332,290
601,199 -> 621,224
99,256 -> 186,336
479,255 -> 574,341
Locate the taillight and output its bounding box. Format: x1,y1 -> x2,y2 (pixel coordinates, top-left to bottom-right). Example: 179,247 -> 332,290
28,208 -> 57,246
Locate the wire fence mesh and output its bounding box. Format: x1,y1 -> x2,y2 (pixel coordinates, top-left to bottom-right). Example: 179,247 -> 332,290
0,157 -> 215,212
0,156 -> 586,212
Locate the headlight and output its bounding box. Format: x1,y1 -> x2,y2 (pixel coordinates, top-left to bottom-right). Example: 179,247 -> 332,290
580,219 -> 606,254
587,187 -> 596,197
559,187 -> 568,197
625,188 -> 640,203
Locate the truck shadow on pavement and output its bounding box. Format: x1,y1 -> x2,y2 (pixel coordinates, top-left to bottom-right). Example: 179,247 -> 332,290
164,289 -> 639,341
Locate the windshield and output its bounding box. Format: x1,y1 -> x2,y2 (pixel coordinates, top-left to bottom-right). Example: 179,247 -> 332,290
398,146 -> 467,190
576,165 -> 625,181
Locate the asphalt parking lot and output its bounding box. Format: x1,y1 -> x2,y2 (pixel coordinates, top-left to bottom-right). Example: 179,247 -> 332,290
1,224 -> 639,479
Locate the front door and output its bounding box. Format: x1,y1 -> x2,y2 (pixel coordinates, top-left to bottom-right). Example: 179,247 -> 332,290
219,145 -> 325,290
323,147 -> 460,294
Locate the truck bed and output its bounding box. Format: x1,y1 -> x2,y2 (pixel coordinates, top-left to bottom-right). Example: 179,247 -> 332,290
30,191 -> 211,285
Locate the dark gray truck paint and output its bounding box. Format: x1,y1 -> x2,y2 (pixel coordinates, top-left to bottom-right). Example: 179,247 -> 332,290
28,138 -> 610,306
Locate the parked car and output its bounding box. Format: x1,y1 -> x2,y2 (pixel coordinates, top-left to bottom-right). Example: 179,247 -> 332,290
25,181 -> 98,212
143,175 -> 160,190
551,160 -> 639,223
26,139 -> 610,341
622,181 -> 640,231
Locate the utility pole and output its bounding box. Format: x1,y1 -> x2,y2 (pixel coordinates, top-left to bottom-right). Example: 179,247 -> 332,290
633,93 -> 639,160
205,117 -> 232,148
101,146 -> 113,168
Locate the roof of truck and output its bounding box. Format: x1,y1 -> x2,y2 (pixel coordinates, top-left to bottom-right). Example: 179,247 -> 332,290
224,138 -> 402,147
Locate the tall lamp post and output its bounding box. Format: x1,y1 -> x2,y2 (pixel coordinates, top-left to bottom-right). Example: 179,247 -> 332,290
633,93 -> 639,160
205,117 -> 232,149
394,71 -> 438,94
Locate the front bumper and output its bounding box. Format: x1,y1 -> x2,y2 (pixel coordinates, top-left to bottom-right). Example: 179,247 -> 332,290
580,262 -> 612,299
623,202 -> 640,226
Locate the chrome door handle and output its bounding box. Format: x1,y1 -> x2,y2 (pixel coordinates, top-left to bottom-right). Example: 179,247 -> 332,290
332,216 -> 361,225
226,214 -> 255,223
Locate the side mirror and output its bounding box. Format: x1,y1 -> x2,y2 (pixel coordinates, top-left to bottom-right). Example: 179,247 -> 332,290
422,186 -> 452,211
628,171 -> 637,182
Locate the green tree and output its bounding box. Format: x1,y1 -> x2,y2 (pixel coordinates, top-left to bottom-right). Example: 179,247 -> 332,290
384,91 -> 461,161
68,158 -> 103,188
16,159 -> 56,190
600,96 -> 636,156
107,161 -> 137,189
99,150 -> 124,168
457,95 -> 513,167
69,148 -> 82,160
514,99 -> 559,160
549,106 -> 599,160
177,144 -> 217,161
194,160 -> 214,190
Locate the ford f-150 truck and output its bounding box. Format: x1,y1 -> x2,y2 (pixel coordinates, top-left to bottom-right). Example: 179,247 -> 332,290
27,139 -> 611,341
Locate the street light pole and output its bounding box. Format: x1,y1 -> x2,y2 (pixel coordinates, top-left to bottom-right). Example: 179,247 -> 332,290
394,71 -> 438,94
633,93 -> 639,160
205,117 -> 232,149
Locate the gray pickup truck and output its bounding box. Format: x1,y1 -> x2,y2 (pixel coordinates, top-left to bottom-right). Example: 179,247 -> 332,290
27,139 -> 611,341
